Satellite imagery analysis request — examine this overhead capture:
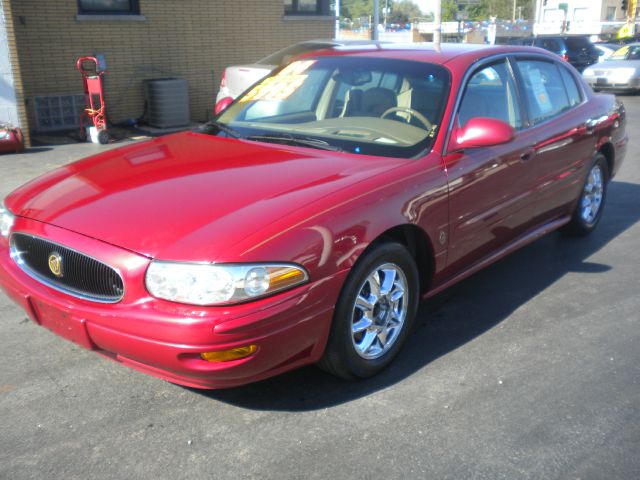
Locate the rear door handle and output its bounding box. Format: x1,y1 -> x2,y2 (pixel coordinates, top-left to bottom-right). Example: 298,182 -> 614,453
583,118 -> 598,134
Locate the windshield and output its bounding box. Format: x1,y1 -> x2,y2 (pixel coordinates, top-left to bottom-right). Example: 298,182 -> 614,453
608,45 -> 640,61
216,56 -> 450,158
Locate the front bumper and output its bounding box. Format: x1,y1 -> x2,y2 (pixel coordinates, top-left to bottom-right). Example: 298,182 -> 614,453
584,76 -> 640,92
0,218 -> 346,389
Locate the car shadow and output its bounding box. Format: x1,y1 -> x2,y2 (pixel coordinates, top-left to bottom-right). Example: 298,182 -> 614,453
191,180 -> 640,411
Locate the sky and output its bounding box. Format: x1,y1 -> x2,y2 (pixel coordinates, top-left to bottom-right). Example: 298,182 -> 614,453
415,0 -> 438,16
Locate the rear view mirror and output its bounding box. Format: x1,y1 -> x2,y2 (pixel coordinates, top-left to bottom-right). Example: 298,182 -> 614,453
450,117 -> 515,151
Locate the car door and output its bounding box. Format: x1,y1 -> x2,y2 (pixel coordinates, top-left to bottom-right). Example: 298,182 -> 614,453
513,57 -> 598,221
443,58 -> 539,275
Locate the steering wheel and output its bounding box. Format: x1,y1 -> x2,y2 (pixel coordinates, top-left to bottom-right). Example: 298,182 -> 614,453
381,106 -> 432,130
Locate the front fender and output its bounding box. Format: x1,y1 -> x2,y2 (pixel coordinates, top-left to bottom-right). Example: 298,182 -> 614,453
225,154 -> 449,287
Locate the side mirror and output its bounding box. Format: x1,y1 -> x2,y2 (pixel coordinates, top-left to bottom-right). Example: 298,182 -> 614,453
449,117 -> 515,151
214,96 -> 234,115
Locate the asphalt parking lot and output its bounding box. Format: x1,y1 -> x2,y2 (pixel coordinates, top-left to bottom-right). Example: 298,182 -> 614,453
1,97 -> 639,480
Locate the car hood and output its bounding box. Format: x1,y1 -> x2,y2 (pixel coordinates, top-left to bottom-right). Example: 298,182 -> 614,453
591,60 -> 640,70
6,131 -> 408,261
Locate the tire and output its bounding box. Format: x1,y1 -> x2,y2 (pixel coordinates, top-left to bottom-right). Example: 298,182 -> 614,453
97,130 -> 109,145
78,128 -> 87,142
561,152 -> 609,236
318,242 -> 419,380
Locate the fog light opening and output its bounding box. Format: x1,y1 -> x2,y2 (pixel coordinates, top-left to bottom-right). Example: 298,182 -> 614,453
200,345 -> 257,362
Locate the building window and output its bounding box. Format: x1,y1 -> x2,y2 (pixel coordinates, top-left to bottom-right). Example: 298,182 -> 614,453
78,0 -> 140,15
284,0 -> 322,15
606,6 -> 616,21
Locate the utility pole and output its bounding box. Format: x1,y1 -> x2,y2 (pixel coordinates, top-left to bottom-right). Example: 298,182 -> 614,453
384,0 -> 388,29
335,0 -> 340,39
512,0 -> 517,22
433,0 -> 441,47
372,0 -> 380,40
533,0 -> 542,35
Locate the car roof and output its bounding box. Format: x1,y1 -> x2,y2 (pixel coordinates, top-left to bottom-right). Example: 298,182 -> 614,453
536,34 -> 589,39
299,39 -> 391,46
307,42 -> 553,66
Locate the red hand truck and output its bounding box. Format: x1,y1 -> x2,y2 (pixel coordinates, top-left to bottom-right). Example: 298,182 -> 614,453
76,56 -> 109,144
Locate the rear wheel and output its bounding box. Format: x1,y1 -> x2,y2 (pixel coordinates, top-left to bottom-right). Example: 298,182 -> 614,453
318,242 -> 419,380
562,153 -> 608,236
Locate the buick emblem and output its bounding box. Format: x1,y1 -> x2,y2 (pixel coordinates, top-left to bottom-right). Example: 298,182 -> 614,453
48,251 -> 64,278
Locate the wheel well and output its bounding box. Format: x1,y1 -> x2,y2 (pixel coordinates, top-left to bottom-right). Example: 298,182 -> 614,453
598,142 -> 614,179
370,224 -> 434,296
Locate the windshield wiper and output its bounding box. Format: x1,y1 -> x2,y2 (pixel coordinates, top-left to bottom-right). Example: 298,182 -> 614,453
197,120 -> 245,139
246,133 -> 344,152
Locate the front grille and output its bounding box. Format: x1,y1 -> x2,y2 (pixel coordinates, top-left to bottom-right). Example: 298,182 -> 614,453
10,233 -> 124,303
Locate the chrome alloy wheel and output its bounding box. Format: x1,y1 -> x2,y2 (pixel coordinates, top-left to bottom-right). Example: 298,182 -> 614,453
351,263 -> 408,360
581,164 -> 604,224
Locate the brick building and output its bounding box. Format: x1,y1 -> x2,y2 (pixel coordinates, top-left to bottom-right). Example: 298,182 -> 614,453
0,0 -> 334,144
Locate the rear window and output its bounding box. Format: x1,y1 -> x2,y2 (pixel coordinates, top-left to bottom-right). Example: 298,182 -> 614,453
564,36 -> 592,49
538,38 -> 561,52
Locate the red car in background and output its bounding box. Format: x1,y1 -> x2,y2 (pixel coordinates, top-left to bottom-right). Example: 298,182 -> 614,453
0,44 -> 627,389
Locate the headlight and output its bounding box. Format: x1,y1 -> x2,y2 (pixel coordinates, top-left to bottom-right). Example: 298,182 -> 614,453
145,261 -> 309,305
0,203 -> 15,238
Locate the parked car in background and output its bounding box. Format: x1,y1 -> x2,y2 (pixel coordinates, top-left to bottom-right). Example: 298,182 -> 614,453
0,44 -> 626,389
508,35 -> 599,71
583,43 -> 640,92
594,43 -> 621,62
214,39 -> 387,111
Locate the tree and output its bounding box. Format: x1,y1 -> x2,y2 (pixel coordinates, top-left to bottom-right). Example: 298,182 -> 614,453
441,0 -> 458,21
341,0 -> 387,21
388,0 -> 422,24
466,0 -> 536,21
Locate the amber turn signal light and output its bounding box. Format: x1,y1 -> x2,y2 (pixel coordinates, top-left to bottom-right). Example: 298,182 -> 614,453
200,345 -> 257,362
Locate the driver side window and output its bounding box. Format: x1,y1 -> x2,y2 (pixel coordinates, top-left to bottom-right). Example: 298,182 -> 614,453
458,61 -> 523,130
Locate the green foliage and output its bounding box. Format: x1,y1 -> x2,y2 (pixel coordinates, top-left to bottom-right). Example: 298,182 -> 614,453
441,0 -> 458,21
388,0 -> 422,24
465,0 -> 536,21
340,0 -> 380,21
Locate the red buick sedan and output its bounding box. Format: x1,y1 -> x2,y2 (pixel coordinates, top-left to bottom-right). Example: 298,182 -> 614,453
0,44 -> 627,388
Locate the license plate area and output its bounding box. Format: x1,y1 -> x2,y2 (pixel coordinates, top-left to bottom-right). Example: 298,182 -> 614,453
33,299 -> 94,349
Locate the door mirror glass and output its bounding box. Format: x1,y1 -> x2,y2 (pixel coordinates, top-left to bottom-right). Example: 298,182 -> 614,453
451,117 -> 515,150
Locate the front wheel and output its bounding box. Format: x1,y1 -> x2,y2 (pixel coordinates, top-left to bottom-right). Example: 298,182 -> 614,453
562,153 -> 609,236
318,242 -> 419,380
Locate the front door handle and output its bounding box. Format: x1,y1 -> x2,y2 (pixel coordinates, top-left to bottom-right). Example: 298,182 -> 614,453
519,147 -> 536,161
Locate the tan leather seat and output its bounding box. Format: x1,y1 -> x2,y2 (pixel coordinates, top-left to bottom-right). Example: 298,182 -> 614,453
360,87 -> 397,117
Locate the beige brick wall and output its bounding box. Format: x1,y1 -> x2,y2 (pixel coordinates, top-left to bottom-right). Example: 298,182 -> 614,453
8,0 -> 334,130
